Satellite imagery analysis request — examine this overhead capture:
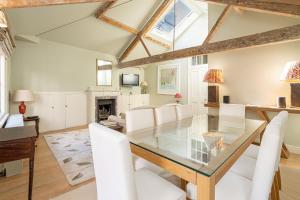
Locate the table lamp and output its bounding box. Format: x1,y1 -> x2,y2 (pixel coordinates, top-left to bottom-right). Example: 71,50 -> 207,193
203,69 -> 224,103
13,90 -> 34,115
280,61 -> 300,107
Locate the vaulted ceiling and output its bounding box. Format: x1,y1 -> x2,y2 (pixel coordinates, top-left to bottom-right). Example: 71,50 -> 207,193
6,0 -> 164,57
5,0 -> 300,65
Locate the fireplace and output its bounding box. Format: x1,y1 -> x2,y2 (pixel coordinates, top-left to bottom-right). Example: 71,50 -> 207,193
95,97 -> 117,122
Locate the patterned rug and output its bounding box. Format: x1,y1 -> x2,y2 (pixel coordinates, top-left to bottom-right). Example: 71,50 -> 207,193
44,129 -> 94,186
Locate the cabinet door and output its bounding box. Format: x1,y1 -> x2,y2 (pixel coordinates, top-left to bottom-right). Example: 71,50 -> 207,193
119,95 -> 130,113
130,94 -> 142,109
34,93 -> 53,132
141,94 -> 150,106
65,93 -> 87,128
51,93 -> 66,130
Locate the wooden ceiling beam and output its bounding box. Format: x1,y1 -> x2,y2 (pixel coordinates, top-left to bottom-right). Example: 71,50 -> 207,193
144,36 -> 171,49
118,23 -> 300,68
95,1 -> 116,18
206,0 -> 300,17
100,15 -> 139,34
0,0 -> 115,9
98,15 -> 170,49
257,0 -> 300,6
139,36 -> 151,57
203,5 -> 231,45
118,0 -> 173,62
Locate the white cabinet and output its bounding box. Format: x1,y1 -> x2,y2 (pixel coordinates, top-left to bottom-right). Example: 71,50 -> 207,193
119,94 -> 150,113
34,92 -> 87,132
65,93 -> 87,128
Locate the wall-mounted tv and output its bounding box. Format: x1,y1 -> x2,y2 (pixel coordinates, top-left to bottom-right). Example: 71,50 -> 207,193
121,73 -> 139,86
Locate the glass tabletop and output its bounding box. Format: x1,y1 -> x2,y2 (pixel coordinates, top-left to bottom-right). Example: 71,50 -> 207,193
127,114 -> 265,177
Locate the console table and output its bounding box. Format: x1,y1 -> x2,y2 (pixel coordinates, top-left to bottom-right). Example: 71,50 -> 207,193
0,126 -> 37,200
205,103 -> 300,158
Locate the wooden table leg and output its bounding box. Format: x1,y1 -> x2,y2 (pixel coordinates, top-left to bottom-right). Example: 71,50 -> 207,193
197,173 -> 215,200
28,156 -> 35,200
181,178 -> 188,191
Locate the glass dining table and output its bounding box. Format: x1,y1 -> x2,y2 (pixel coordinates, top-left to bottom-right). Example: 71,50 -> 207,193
127,114 -> 267,200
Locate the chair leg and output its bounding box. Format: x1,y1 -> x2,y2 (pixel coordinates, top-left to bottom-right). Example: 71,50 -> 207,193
271,180 -> 278,200
277,169 -> 282,190
274,175 -> 280,200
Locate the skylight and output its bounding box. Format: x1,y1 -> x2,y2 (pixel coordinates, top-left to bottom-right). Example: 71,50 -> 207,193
149,0 -> 198,42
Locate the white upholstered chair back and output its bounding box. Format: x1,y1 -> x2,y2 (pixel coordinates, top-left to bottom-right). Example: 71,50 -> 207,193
154,105 -> 177,126
125,108 -> 155,133
250,123 -> 281,200
219,103 -> 245,118
176,104 -> 193,120
273,111 -> 288,171
89,123 -> 138,200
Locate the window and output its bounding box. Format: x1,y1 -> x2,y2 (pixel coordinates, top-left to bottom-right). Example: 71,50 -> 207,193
96,59 -> 112,86
0,54 -> 6,112
149,0 -> 199,42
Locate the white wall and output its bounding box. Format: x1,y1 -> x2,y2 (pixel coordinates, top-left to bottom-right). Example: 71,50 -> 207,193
10,39 -> 144,93
144,58 -> 189,106
208,4 -> 300,149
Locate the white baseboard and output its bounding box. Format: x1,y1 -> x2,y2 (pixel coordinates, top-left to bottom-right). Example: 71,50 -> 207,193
286,144 -> 300,155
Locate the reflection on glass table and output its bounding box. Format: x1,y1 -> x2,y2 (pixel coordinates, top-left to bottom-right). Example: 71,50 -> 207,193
128,114 -> 264,176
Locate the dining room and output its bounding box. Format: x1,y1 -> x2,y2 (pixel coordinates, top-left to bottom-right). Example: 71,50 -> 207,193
1,0 -> 300,200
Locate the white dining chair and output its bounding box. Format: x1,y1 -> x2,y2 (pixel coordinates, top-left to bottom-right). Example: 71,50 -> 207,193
89,123 -> 186,200
125,109 -> 167,176
243,111 -> 288,160
176,104 -> 193,120
229,111 -> 288,194
186,122 -> 281,200
126,108 -> 155,132
155,105 -> 177,126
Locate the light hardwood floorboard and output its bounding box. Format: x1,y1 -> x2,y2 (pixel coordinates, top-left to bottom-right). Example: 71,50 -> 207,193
0,128 -> 299,200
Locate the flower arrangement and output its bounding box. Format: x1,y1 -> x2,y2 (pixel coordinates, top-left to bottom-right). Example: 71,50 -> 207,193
140,81 -> 148,94
174,92 -> 182,103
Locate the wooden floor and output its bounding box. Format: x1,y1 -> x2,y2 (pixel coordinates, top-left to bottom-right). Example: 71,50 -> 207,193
0,130 -> 300,200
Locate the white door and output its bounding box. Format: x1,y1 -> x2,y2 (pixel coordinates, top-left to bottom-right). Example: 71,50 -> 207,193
65,93 -> 87,128
51,93 -> 66,131
188,62 -> 208,115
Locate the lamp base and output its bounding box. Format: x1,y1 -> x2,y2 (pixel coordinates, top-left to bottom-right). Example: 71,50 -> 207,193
19,101 -> 26,114
208,85 -> 219,103
291,83 -> 300,107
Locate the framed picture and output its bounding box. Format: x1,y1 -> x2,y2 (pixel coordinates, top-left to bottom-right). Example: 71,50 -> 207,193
157,64 -> 180,95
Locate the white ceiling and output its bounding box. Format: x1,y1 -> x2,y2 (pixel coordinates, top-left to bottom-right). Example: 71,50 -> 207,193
6,0 -> 164,57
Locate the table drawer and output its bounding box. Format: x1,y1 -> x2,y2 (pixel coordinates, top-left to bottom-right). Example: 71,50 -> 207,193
0,138 -> 35,163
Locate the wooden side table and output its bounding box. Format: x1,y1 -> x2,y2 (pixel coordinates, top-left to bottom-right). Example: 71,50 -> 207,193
0,126 -> 37,200
24,116 -> 40,137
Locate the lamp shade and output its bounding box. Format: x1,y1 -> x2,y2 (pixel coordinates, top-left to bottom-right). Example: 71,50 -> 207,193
203,69 -> 224,84
13,90 -> 34,102
0,11 -> 7,28
280,61 -> 300,82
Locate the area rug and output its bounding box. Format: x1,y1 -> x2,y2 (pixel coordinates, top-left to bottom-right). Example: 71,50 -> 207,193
44,129 -> 94,186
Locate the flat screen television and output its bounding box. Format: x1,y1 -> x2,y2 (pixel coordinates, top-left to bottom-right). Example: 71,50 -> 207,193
121,73 -> 139,86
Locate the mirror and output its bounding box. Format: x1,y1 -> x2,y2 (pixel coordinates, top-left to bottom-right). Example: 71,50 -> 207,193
97,59 -> 112,86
